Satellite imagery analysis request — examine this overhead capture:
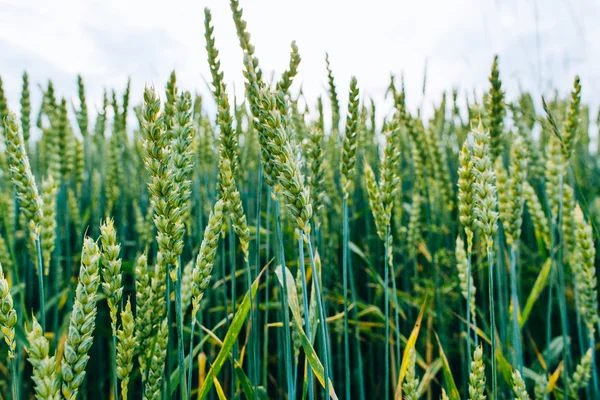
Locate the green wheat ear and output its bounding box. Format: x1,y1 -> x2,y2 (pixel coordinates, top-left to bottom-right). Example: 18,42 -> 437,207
3,111 -> 43,234
0,262 -> 17,359
25,316 -> 61,400
116,298 -> 135,400
100,217 -> 123,333
61,237 -> 102,400
469,345 -> 486,400
511,370 -> 531,400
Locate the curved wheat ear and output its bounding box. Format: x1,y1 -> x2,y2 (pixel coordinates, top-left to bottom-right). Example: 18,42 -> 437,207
0,262 -> 17,359
3,111 -> 43,235
469,345 -> 486,400
192,199 -> 225,318
116,298 -> 135,400
511,370 -> 531,400
61,237 -> 101,400
256,86 -> 313,235
100,218 -> 123,333
26,316 -> 61,400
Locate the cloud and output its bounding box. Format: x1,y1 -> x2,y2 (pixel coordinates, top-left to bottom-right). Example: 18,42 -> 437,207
0,0 -> 598,128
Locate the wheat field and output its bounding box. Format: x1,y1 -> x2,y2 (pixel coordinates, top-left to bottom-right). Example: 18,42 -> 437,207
0,1 -> 599,399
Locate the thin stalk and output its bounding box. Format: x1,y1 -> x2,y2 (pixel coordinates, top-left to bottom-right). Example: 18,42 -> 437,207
305,233 -> 331,400
589,334 -> 599,397
35,234 -> 45,330
466,248 -> 473,364
384,225 -> 391,398
342,197 -> 350,399
253,161 -> 262,388
510,245 -> 524,375
262,195 -> 272,390
11,350 -> 18,400
187,317 -> 195,399
228,222 -> 236,398
348,242 -> 366,400
166,270 -> 172,397
244,256 -> 256,392
488,246 -> 497,400
175,256 -> 188,399
298,236 -> 314,400
273,195 -> 295,398
113,334 -> 118,400
390,242 -> 401,374
555,168 -> 570,393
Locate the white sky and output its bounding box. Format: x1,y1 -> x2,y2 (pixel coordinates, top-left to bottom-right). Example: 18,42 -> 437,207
0,0 -> 598,131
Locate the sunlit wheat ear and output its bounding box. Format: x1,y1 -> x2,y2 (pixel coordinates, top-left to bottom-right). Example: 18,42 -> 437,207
100,218 -> 123,333
0,262 -> 17,359
116,298 -> 135,400
469,345 -> 486,400
61,237 -> 101,400
25,316 -> 61,400
192,199 -> 225,319
511,370 -> 531,400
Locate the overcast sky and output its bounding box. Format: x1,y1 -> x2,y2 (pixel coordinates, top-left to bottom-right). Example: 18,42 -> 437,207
0,0 -> 598,132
